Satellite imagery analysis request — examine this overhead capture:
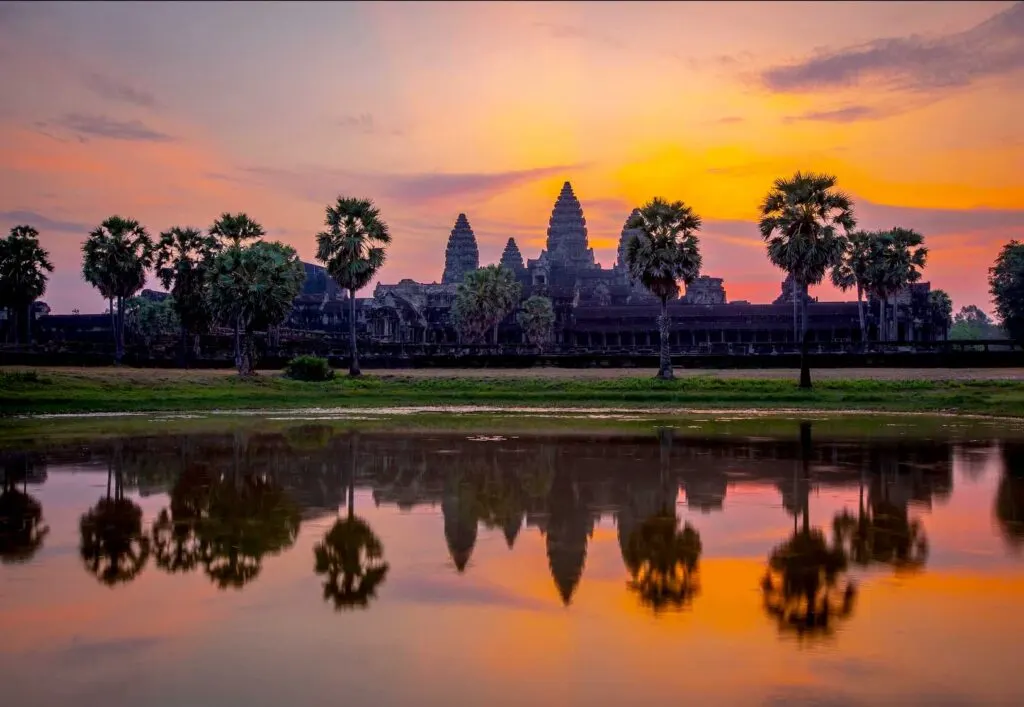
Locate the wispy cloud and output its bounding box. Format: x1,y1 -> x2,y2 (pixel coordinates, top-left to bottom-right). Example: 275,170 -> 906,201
49,113 -> 175,143
239,164 -> 582,206
0,210 -> 90,234
761,1 -> 1024,93
782,104 -> 886,124
336,113 -> 376,134
82,72 -> 159,109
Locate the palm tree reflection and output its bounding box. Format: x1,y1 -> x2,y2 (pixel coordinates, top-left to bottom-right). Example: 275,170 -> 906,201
995,443 -> 1024,553
313,434 -> 389,610
0,454 -> 49,564
761,423 -> 857,639
79,447 -> 151,586
624,512 -> 702,612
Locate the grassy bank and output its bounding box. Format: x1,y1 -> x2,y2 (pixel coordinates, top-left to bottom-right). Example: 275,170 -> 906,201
4,367 -> 1024,417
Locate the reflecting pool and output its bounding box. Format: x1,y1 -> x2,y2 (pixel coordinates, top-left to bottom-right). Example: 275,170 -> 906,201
2,415 -> 1024,706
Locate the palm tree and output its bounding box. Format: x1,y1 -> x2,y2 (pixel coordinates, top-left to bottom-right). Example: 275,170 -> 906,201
623,512 -> 702,613
623,198 -> 703,381
207,240 -> 305,375
869,228 -> 928,342
82,216 -> 154,365
517,295 -> 555,350
830,230 -> 873,347
208,213 -> 266,369
313,434 -> 389,609
315,197 -> 391,376
0,226 -> 53,345
759,172 -> 855,388
452,265 -> 523,345
154,226 -> 220,364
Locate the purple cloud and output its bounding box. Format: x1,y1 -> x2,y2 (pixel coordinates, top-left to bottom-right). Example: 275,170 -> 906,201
81,72 -> 159,109
762,2 -> 1024,93
782,104 -> 885,124
51,113 -> 174,143
0,210 -> 90,234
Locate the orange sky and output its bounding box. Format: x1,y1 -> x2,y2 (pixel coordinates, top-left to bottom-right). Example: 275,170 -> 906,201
1,1 -> 1022,313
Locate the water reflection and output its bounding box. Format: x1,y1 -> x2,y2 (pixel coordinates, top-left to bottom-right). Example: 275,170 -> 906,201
79,444 -> 151,585
0,422 -> 1006,614
0,452 -> 49,564
313,434 -> 390,610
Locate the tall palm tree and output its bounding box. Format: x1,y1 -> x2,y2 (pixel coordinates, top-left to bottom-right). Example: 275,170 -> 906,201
207,240 -> 305,375
154,226 -> 220,364
313,434 -> 389,609
315,197 -> 391,376
927,289 -> 953,341
830,230 -> 873,347
82,216 -> 154,365
869,228 -> 928,342
209,213 -> 266,368
0,226 -> 53,345
759,172 -> 855,388
624,198 -> 703,381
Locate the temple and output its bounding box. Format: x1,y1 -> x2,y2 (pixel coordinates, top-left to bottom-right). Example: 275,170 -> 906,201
350,180 -> 942,348
23,179 -> 946,353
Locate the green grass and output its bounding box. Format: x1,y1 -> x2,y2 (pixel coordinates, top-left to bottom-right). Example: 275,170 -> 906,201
4,368 -> 1024,418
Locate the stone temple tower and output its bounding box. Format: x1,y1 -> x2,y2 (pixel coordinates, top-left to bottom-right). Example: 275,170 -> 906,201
441,213 -> 480,285
499,237 -> 525,272
546,182 -> 595,270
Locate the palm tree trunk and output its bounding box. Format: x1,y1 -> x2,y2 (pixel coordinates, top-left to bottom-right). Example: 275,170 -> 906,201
349,289 -> 361,377
115,296 -> 125,365
878,297 -> 886,344
108,298 -> 117,364
657,297 -> 673,380
25,302 -> 32,346
792,278 -> 798,342
348,433 -> 358,519
800,422 -> 812,533
856,284 -> 865,348
799,282 -> 811,389
11,306 -> 20,346
234,316 -> 242,373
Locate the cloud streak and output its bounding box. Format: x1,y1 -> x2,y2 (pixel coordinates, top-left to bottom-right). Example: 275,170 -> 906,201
0,210 -> 90,234
782,104 -> 886,124
82,72 -> 159,109
50,113 -> 175,143
761,1 -> 1024,93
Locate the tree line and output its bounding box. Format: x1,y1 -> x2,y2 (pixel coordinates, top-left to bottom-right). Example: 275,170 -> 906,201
2,174 -> 1024,382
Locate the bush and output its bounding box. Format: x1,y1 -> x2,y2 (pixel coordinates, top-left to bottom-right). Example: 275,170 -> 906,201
284,356 -> 334,382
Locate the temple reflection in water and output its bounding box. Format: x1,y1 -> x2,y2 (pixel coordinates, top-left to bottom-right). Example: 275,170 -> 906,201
0,424 -> 981,615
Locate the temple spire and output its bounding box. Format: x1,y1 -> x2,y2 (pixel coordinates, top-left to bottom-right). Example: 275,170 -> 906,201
545,181 -> 595,270
441,213 -> 479,285
499,237 -> 525,272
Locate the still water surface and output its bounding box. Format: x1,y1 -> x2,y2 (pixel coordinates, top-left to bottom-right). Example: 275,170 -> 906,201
2,417 -> 1024,707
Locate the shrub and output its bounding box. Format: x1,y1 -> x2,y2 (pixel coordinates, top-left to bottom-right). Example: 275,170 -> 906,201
284,356 -> 334,382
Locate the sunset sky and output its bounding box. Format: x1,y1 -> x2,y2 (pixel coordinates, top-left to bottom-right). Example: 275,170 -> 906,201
1,0 -> 1022,313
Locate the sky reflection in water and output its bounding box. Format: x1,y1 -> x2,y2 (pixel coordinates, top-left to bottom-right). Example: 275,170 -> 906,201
1,420 -> 1023,707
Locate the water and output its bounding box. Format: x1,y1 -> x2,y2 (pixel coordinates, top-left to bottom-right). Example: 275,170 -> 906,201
2,416 -> 1024,707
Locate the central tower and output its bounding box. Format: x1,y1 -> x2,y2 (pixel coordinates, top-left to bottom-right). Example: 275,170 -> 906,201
545,181 -> 595,270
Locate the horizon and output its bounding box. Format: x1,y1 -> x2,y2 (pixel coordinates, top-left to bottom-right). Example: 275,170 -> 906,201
1,1 -> 1022,314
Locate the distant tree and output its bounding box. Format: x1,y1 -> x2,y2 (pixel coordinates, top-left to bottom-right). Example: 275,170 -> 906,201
125,295 -> 180,350
315,197 -> 391,377
950,305 -> 1003,340
82,216 -> 155,365
209,214 -> 265,368
867,228 -> 928,342
759,172 -> 854,388
208,240 -> 305,375
517,295 -> 555,350
831,230 -> 874,345
926,289 -> 953,340
990,240 -> 1024,343
0,225 -> 53,345
452,265 -> 522,345
624,198 -> 703,381
155,226 -> 220,363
